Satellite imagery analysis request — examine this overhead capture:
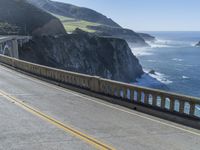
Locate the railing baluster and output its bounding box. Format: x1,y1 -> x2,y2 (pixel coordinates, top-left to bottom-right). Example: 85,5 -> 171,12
117,87 -> 121,97
152,95 -> 157,106
170,98 -> 175,112
144,92 -> 149,104
179,101 -> 185,113
123,88 -> 127,99
111,86 -> 115,96
137,90 -> 141,102
161,96 -> 165,109
130,90 -> 134,101
189,102 -> 195,116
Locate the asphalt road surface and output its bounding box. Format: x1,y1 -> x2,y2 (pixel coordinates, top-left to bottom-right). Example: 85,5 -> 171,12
0,64 -> 200,150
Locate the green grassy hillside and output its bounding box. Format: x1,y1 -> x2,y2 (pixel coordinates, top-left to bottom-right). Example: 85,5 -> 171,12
53,14 -> 100,33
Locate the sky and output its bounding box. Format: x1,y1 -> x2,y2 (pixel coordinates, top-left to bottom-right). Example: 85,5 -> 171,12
54,0 -> 200,31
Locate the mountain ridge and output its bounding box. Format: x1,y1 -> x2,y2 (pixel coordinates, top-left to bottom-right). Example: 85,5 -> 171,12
26,0 -> 121,28
27,0 -> 155,47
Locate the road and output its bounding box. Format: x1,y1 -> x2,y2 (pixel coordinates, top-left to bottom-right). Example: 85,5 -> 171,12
0,64 -> 200,150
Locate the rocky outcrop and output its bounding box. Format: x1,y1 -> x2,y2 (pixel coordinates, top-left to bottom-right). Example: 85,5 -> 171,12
20,31 -> 144,83
27,0 -> 121,27
196,41 -> 200,47
88,25 -> 149,47
138,33 -> 156,42
0,0 -> 65,35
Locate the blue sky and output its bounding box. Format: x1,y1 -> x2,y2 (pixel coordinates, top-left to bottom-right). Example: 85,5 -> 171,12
54,0 -> 200,31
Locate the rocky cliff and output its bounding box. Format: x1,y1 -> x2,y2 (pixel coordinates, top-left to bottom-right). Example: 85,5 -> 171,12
0,0 -> 65,35
19,30 -> 144,82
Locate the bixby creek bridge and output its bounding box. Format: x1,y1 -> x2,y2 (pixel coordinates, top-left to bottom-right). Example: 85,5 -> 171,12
0,36 -> 31,58
0,36 -> 200,150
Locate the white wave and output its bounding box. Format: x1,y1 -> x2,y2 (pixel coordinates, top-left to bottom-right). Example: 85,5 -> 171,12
144,69 -> 173,85
129,38 -> 193,57
133,73 -> 169,90
172,58 -> 183,62
146,60 -> 157,62
146,39 -> 173,48
147,39 -> 195,48
182,76 -> 190,79
130,46 -> 153,57
134,51 -> 153,57
196,105 -> 200,111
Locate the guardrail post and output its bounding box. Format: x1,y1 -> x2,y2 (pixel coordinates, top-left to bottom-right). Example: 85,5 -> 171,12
90,76 -> 101,93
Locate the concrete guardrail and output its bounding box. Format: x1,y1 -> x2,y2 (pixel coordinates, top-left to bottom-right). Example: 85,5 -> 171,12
0,54 -> 200,120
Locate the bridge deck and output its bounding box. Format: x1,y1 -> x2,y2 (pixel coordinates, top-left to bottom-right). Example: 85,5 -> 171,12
0,64 -> 200,150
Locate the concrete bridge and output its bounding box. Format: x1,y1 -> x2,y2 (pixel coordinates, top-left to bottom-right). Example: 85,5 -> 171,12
0,36 -> 31,58
0,54 -> 199,150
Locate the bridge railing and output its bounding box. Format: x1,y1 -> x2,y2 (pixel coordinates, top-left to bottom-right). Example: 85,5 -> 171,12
0,54 -> 200,119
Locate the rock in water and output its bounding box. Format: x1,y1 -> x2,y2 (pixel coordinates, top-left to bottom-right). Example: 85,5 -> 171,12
196,41 -> 200,47
149,70 -> 156,75
20,32 -> 144,83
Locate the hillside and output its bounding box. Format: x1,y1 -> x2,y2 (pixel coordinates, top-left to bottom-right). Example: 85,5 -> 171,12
27,0 -> 155,47
52,14 -> 100,33
0,0 -> 65,35
26,0 -> 120,27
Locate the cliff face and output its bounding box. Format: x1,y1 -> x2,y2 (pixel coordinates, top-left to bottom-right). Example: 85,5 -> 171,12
27,0 -> 121,28
19,31 -> 143,83
0,0 -> 65,35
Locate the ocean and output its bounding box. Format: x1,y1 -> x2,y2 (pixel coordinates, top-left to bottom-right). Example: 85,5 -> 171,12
131,31 -> 200,98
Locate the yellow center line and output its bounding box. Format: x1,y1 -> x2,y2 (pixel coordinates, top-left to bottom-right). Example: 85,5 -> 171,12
0,89 -> 115,150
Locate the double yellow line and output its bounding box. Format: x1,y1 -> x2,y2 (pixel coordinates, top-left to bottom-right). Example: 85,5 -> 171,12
0,90 -> 115,150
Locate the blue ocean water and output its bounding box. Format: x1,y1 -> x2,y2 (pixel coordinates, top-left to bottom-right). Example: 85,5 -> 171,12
133,31 -> 200,98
